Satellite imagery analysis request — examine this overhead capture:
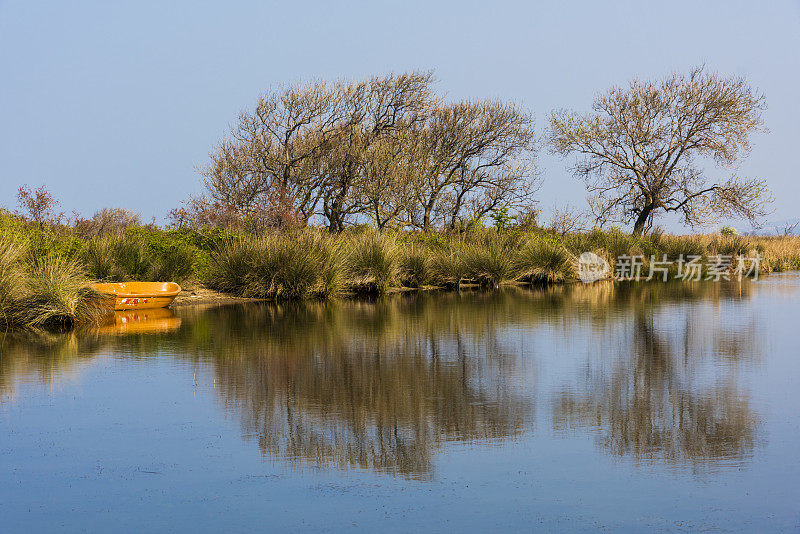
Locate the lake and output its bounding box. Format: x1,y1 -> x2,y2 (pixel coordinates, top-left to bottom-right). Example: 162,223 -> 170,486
2,275 -> 799,531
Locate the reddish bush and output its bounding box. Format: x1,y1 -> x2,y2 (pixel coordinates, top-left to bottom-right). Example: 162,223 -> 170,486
16,185 -> 64,227
168,192 -> 301,233
73,208 -> 142,237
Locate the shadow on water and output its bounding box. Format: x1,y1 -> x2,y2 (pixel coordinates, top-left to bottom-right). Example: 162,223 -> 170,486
0,280 -> 772,477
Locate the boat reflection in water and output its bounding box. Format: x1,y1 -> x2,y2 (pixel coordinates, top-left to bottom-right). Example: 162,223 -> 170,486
95,308 -> 182,335
0,308 -> 182,402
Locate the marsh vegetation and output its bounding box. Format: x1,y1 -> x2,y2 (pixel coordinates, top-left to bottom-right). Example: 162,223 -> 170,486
1,69 -> 796,330
3,203 -> 800,331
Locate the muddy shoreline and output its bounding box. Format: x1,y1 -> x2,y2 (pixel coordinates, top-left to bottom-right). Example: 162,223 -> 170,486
170,281 -> 575,308
171,287 -> 266,307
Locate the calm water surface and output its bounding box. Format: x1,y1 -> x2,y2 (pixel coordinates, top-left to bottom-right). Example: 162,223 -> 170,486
2,275 -> 800,531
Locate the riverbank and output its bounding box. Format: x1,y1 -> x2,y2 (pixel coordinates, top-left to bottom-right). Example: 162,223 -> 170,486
2,208 -> 799,330
171,286 -> 265,307
171,282 -> 504,306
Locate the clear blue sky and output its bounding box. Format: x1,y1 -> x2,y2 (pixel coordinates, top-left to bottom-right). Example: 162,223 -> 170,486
1,0 -> 798,231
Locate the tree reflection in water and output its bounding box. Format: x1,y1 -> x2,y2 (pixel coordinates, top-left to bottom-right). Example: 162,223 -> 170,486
0,281 -> 764,476
183,295 -> 534,479
552,283 -> 760,468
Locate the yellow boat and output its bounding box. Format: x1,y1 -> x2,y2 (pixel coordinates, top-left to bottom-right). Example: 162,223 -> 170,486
91,282 -> 182,311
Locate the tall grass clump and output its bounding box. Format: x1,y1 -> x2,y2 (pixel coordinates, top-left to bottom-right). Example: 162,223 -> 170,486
202,238 -> 257,295
147,244 -> 196,282
343,231 -> 400,294
398,244 -> 430,288
17,256 -> 106,329
749,235 -> 800,273
205,232 -> 342,300
427,244 -> 467,288
658,234 -> 705,261
0,240 -> 27,327
403,232 -> 465,288
515,235 -> 576,284
81,233 -> 132,280
713,235 -> 752,257
129,227 -> 198,282
459,232 -> 522,287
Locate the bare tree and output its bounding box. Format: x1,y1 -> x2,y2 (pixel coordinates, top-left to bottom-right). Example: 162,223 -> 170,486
358,132 -> 417,230
194,73 -> 539,233
549,67 -> 771,235
202,80 -> 354,226
515,203 -> 540,230
317,72 -> 434,231
547,204 -> 587,236
74,208 -> 141,236
775,221 -> 799,236
407,100 -> 538,231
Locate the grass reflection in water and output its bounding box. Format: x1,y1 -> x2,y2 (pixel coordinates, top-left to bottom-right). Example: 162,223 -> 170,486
0,280 -> 764,477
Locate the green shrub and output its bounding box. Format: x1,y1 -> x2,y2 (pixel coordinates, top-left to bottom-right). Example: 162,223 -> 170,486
490,206 -> 514,231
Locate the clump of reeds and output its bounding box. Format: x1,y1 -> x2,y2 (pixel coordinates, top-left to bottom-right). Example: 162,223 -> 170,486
639,233 -> 800,275
81,234 -> 118,280
398,244 -> 429,288
744,235 -> 800,273
0,239 -> 27,327
18,256 -> 106,328
343,231 -> 400,294
658,234 -> 706,261
205,231 -> 342,300
148,243 -> 197,282
515,235 -> 576,284
201,237 -> 256,295
0,238 -> 105,330
427,241 -> 467,288
459,233 -> 522,288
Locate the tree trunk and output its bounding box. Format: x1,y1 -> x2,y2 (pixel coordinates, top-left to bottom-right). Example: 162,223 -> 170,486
422,205 -> 433,231
632,206 -> 654,236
